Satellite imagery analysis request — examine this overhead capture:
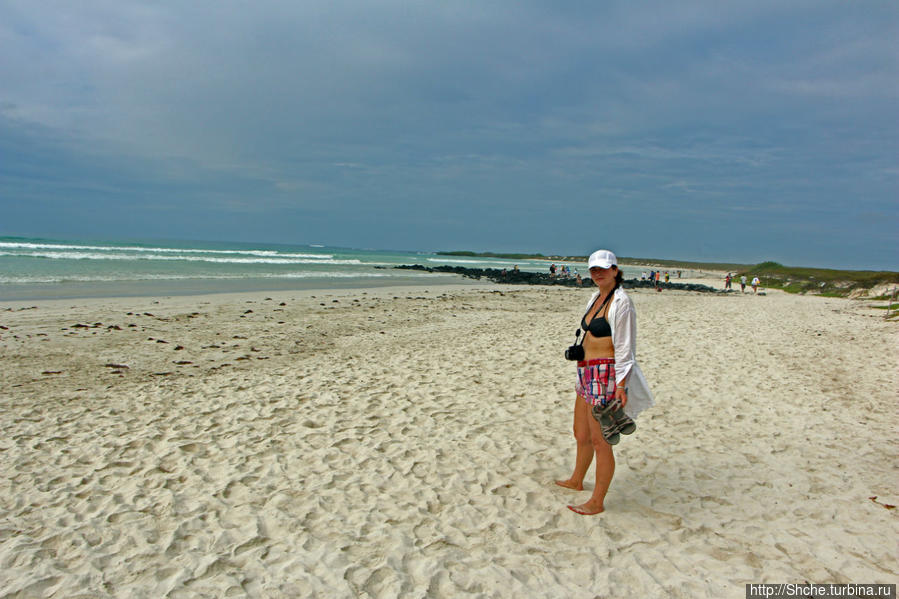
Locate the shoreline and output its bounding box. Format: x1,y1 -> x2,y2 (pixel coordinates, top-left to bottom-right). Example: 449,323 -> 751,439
0,264 -> 730,305
1,274 -> 873,312
0,281 -> 504,311
0,272 -> 490,303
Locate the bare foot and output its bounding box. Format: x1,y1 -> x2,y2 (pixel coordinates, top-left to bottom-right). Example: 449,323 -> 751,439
567,502 -> 604,515
554,479 -> 583,491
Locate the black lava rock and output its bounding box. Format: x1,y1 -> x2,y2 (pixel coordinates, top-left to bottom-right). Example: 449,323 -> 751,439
394,265 -> 720,293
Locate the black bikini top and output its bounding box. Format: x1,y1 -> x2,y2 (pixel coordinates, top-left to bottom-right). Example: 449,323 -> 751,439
580,288 -> 616,339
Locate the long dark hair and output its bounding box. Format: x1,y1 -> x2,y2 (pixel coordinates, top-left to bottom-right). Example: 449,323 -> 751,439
614,266 -> 624,286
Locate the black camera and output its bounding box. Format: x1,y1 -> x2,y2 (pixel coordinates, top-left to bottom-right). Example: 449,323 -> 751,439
564,344 -> 585,361
564,329 -> 584,361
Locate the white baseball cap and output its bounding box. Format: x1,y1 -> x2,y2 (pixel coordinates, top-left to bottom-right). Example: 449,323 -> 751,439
588,249 -> 617,269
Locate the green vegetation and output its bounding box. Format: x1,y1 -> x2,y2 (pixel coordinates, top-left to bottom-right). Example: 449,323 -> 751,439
868,291 -> 899,320
872,305 -> 899,320
735,262 -> 899,297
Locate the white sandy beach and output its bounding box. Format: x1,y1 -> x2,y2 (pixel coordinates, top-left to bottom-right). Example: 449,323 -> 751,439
1,282 -> 896,598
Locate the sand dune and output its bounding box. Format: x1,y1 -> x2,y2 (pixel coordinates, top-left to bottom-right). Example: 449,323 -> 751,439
1,284 -> 896,598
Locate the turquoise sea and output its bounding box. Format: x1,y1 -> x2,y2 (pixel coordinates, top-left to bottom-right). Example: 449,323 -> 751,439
0,236 -> 597,301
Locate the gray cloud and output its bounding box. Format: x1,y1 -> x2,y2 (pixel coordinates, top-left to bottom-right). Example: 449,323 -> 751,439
1,0 -> 896,267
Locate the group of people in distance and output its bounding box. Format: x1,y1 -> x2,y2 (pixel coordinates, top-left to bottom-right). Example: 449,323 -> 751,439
549,263 -> 583,286
640,270 -> 680,284
724,273 -> 762,293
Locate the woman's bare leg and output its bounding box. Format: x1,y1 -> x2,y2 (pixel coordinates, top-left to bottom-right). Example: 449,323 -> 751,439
555,396 -> 594,490
567,412 -> 614,515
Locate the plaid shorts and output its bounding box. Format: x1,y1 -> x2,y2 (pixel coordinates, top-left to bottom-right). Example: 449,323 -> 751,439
575,358 -> 617,407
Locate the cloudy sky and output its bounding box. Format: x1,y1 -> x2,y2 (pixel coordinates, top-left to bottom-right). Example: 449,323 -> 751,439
1,1 -> 896,269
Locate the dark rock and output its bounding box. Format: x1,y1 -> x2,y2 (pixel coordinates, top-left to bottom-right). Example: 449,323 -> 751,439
393,265 -> 721,293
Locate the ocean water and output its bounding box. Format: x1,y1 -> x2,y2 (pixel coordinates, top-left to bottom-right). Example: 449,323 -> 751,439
0,236 -> 584,300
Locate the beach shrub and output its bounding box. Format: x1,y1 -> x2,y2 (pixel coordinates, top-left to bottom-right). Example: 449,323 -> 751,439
738,261 -> 899,297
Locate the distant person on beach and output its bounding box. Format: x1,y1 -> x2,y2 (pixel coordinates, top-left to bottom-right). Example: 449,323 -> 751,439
725,273 -> 732,289
751,276 -> 760,293
740,275 -> 747,293
575,273 -> 582,286
641,271 -> 647,281
550,264 -> 557,277
556,249 -> 654,515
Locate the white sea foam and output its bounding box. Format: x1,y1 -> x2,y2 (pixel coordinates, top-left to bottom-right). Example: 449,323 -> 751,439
0,251 -> 360,265
0,271 -> 435,284
0,239 -> 459,297
0,242 -> 331,259
269,252 -> 337,259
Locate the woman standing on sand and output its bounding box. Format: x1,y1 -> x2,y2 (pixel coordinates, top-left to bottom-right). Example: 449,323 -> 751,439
556,249 -> 654,515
